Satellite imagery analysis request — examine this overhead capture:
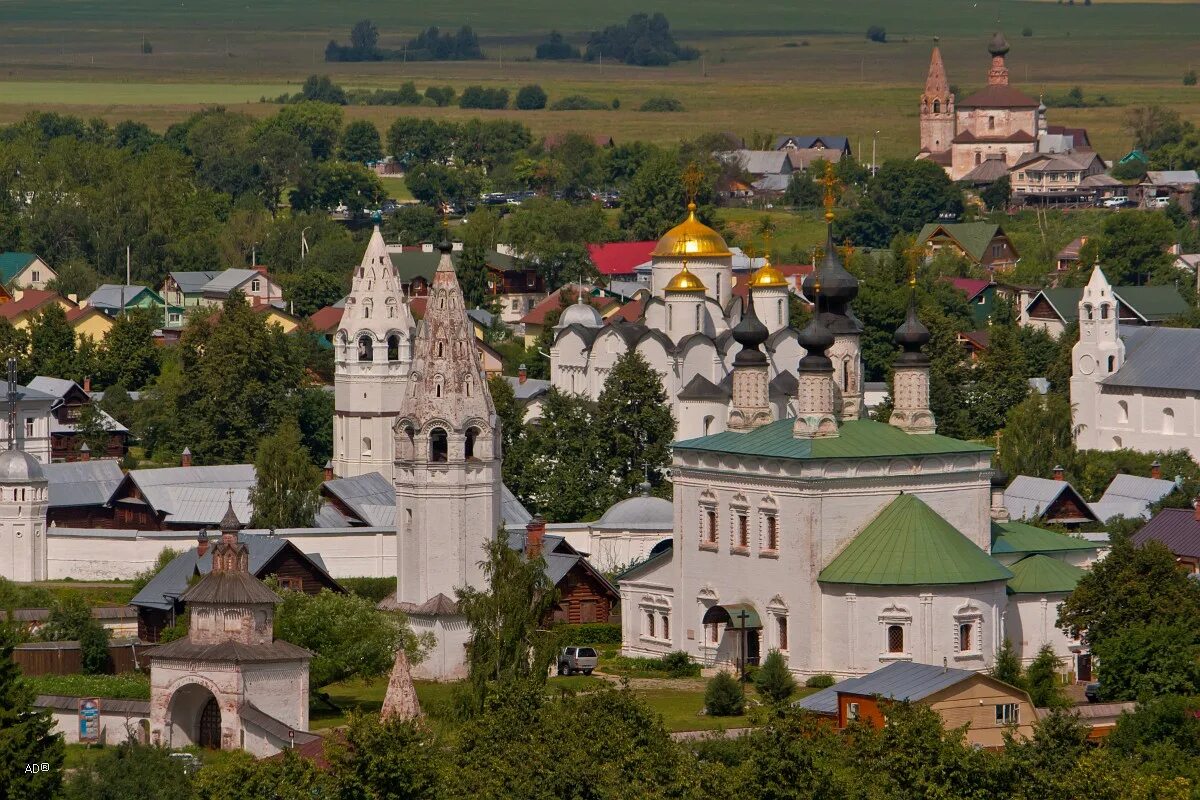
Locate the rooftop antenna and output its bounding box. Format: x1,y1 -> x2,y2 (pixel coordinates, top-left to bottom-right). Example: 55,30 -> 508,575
5,358 -> 19,451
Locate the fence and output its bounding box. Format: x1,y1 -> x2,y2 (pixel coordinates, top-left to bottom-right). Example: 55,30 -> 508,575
13,639 -> 157,676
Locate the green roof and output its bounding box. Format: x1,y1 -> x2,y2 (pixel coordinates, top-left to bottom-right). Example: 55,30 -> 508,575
1038,285 -> 1189,324
673,418 -> 989,462
917,222 -> 1004,263
1006,554 -> 1086,594
390,250 -> 525,284
818,494 -> 1013,586
0,252 -> 37,285
990,521 -> 1097,556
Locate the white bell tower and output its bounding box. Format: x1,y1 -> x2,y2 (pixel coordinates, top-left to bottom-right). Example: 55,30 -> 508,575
0,359 -> 48,582
1071,264 -> 1123,450
333,226 -> 416,481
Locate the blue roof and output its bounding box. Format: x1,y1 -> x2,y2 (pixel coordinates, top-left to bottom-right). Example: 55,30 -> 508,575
797,661 -> 988,715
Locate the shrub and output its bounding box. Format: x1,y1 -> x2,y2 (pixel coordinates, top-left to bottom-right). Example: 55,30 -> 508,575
338,577 -> 397,603
460,86 -> 509,109
866,25 -> 887,43
661,650 -> 695,678
639,96 -> 684,112
556,622 -> 622,646
806,673 -> 836,689
536,30 -> 581,60
1185,70 -> 1198,87
22,672 -> 151,700
425,86 -> 456,106
754,650 -> 797,704
611,98 -> 620,109
515,84 -> 548,110
705,671 -> 745,716
550,95 -> 607,111
79,621 -> 111,675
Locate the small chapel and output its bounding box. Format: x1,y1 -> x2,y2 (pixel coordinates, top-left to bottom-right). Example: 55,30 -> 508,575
617,209 -> 1098,680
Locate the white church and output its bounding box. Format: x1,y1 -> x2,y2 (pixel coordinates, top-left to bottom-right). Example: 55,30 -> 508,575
1071,264 -> 1200,458
617,213 -> 1098,679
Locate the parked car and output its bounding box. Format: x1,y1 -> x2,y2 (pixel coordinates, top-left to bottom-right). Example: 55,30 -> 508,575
557,646 -> 598,676
1103,196 -> 1131,208
1150,196 -> 1172,208
1085,682 -> 1101,703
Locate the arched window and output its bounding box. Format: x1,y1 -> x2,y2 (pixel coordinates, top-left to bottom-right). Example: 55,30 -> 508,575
778,299 -> 784,326
703,415 -> 714,435
646,611 -> 656,638
400,424 -> 415,460
465,426 -> 480,460
358,335 -> 373,361
437,341 -> 444,358
435,381 -> 443,399
933,99 -> 941,114
887,624 -> 904,654
1107,355 -> 1115,373
958,622 -> 973,653
364,305 -> 371,319
842,358 -> 850,391
1163,408 -> 1175,435
1100,303 -> 1110,320
430,428 -> 448,462
388,335 -> 400,361
1083,304 -> 1094,321
361,436 -> 372,456
661,614 -> 670,640
667,305 -> 673,329
1117,400 -> 1129,423
988,116 -> 995,130
975,151 -> 982,166
694,304 -> 701,330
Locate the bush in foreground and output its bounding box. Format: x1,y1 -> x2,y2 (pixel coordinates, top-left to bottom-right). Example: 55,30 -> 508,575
705,670 -> 744,716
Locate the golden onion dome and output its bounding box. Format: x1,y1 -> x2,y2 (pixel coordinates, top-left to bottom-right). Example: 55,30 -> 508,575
748,254 -> 788,289
664,261 -> 707,293
651,203 -> 732,258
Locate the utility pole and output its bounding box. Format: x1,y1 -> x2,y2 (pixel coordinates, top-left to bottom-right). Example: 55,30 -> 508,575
872,130 -> 880,176
124,245 -> 131,318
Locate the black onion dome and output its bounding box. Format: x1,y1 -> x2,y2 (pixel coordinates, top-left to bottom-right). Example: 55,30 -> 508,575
988,30 -> 1010,57
798,313 -> 834,373
893,293 -> 931,366
732,294 -> 769,367
802,225 -> 859,308
990,469 -> 1009,489
437,223 -> 453,253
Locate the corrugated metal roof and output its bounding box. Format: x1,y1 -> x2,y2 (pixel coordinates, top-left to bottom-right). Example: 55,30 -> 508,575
27,376 -> 79,399
0,252 -> 37,283
797,661 -> 984,714
169,271 -> 222,294
818,494 -> 1011,586
1006,554 -> 1085,594
43,460 -> 123,508
85,284 -> 157,311
674,418 -> 988,461
322,472 -> 395,527
131,533 -> 293,610
1004,476 -> 1094,523
1103,327 -> 1200,391
990,521 -> 1097,556
202,269 -> 260,296
1146,170 -> 1200,186
504,376 -> 551,401
35,695 -> 151,715
125,464 -> 256,519
1133,508 -> 1200,558
502,484 -> 532,526
1091,473 -> 1175,523
241,702 -> 319,743
49,408 -> 128,435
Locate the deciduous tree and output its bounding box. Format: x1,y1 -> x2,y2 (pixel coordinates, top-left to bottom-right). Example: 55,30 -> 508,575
249,418 -> 321,529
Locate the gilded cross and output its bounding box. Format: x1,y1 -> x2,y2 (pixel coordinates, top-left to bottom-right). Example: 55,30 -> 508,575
681,162 -> 704,206
819,162 -> 840,223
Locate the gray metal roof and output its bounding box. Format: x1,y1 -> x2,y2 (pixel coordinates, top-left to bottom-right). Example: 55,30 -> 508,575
502,484 -> 533,526
0,449 -> 43,482
596,494 -> 672,529
322,472 -> 396,527
504,376 -> 551,401
466,308 -> 495,328
723,149 -> 792,175
86,284 -> 155,311
1103,327 -> 1200,391
1146,170 -> 1200,187
677,374 -> 731,401
241,702 -> 319,744
1090,474 -> 1177,522
123,464 -> 256,522
202,269 -> 261,296
168,271 -> 222,295
504,531 -> 618,597
313,503 -> 355,528
1004,476 -> 1087,522
131,533 -> 336,611
27,376 -> 79,400
49,408 -> 128,435
35,695 -> 151,715
43,460 -> 123,508
796,661 -> 981,715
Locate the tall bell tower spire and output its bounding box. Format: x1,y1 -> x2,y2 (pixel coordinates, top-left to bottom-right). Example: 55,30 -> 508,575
392,228 -> 501,680
920,39 -> 956,155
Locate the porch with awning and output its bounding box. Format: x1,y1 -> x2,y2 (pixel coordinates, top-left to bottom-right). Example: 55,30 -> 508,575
701,603 -> 762,629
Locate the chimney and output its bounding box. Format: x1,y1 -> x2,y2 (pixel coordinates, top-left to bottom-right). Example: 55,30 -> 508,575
526,515 -> 546,560
83,376 -> 91,393
196,530 -> 209,558
518,364 -> 527,385
1194,499 -> 1200,522
1151,460 -> 1162,480
1053,465 -> 1064,481
79,443 -> 90,462
181,447 -> 192,467
323,460 -> 333,481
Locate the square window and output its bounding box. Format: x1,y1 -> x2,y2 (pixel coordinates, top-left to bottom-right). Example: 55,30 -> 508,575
847,702 -> 859,721
995,703 -> 1019,725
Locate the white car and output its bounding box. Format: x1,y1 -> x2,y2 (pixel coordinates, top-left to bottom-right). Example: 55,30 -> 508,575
1103,196 -> 1130,208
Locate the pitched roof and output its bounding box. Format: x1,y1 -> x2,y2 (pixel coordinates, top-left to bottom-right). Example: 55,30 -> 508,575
675,418 -> 988,462
35,695 -> 150,715
586,242 -> 656,276
818,493 -> 1012,586
0,253 -> 39,284
961,157 -> 1012,184
952,129 -> 1036,145
946,277 -> 992,302
772,135 -> 851,153
918,223 -> 1007,263
151,638 -> 311,663
308,305 -> 344,334
609,299 -> 645,323
118,464 -> 256,524
0,289 -> 67,321
990,520 -> 1097,556
518,287 -> 616,326
202,269 -> 265,297
785,148 -> 845,170
1006,554 -> 1086,594
85,284 -> 159,312
797,660 -> 991,715
182,569 -> 282,605
322,472 -> 396,527
1033,286 -> 1188,325
504,375 -> 551,401
957,84 -> 1039,109
677,374 -> 731,401
504,531 -> 619,599
724,149 -> 792,175
1102,326 -> 1200,391
42,460 -> 124,509
1133,508 -> 1200,558
167,271 -> 222,295
1003,476 -> 1097,524
1145,170 -> 1199,187
1090,473 -> 1177,522
241,702 -> 320,744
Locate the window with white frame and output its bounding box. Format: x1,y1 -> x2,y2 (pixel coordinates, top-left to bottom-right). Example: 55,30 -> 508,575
763,514 -> 779,552
995,703 -> 1019,725
954,607 -> 983,656
847,702 -> 859,721
251,279 -> 261,293
701,506 -> 718,547
645,611 -> 655,639
879,606 -> 911,657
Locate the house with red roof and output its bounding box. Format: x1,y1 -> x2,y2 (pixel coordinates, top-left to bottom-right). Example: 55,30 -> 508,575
518,286 -> 620,346
587,242 -> 656,280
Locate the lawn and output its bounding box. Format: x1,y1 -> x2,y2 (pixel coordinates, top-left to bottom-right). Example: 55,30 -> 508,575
719,208 -> 828,259
379,176 -> 414,203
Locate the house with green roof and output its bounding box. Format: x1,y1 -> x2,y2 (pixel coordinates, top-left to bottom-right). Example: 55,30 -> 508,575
0,252 -> 56,291
1024,283 -> 1188,338
918,222 -> 1018,271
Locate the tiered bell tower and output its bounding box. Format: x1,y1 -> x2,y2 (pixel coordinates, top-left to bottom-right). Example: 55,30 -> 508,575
1071,264 -> 1123,450
392,234 -> 501,679
920,40 -> 956,155
333,226 -> 416,482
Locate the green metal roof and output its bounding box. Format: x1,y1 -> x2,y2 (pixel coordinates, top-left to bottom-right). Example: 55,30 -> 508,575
390,250 -> 526,284
917,222 -> 1005,263
990,521 -> 1097,556
1038,286 -> 1188,324
673,418 -> 989,462
1006,554 -> 1086,594
0,252 -> 37,285
819,494 -> 1012,586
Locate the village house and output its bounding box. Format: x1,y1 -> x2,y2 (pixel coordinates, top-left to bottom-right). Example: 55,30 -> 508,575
28,377 -> 128,462
1140,170 -> 1199,209
511,517 -> 620,625
918,222 -> 1019,271
1024,281 -> 1188,338
160,271 -> 222,308
1003,473 -> 1100,528
1133,504 -> 1200,575
773,135 -> 853,159
199,268 -> 283,308
83,284 -> 184,326
1010,150 -> 1108,204
0,252 -> 57,290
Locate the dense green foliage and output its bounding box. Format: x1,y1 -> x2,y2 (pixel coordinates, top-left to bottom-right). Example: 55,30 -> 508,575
704,671 -> 745,716
63,740 -> 193,800
585,13 -> 698,66
754,650 -> 798,705
21,672 -> 150,700
0,627 -> 63,800
248,419 -> 321,529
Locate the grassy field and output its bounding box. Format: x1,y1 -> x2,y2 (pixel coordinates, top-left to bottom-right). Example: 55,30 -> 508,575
0,1 -> 1198,160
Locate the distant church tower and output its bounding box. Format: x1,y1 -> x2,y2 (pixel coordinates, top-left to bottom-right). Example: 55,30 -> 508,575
0,359 -> 48,582
920,41 -> 956,156
392,235 -> 501,680
1071,264 -> 1123,450
333,226 -> 416,482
